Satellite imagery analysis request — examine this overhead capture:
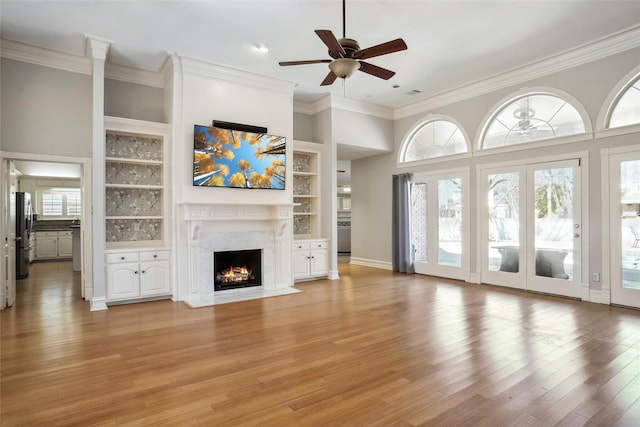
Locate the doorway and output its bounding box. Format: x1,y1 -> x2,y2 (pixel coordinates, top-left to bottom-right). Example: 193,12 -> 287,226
411,168 -> 470,281
481,159 -> 583,298
608,150 -> 640,309
0,154 -> 91,309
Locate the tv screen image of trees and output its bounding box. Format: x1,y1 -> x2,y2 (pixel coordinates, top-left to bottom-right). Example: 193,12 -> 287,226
193,125 -> 286,189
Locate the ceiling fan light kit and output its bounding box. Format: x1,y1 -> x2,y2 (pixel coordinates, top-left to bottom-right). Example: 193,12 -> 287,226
278,0 -> 407,86
328,58 -> 360,79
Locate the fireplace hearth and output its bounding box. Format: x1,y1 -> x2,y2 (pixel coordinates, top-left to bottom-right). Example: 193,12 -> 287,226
214,249 -> 262,291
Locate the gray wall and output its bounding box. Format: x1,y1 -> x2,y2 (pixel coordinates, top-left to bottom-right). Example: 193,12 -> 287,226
105,79 -> 165,123
350,46 -> 640,289
1,59 -> 92,156
293,112 -> 314,141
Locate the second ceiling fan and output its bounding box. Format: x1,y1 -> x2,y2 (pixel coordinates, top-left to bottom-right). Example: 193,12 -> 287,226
279,0 -> 408,86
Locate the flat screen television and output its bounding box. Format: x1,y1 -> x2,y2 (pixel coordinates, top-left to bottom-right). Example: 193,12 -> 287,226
193,124 -> 286,189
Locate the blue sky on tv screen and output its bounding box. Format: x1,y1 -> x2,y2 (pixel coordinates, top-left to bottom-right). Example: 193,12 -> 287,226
194,125 -> 285,189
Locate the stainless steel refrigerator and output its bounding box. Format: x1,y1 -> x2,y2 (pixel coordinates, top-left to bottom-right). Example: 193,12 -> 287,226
15,192 -> 33,279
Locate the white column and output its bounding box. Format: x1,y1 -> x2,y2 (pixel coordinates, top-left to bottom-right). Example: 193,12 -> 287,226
86,36 -> 111,311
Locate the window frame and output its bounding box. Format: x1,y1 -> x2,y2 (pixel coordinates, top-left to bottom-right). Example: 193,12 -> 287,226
477,87 -> 592,154
39,187 -> 82,219
398,114 -> 471,168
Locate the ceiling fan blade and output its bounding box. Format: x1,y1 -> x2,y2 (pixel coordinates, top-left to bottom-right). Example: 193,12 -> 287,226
279,59 -> 332,66
315,29 -> 346,57
321,71 -> 338,86
358,61 -> 396,80
354,38 -> 407,60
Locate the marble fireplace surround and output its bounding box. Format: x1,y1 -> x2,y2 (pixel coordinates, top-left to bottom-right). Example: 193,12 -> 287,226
180,203 -> 297,307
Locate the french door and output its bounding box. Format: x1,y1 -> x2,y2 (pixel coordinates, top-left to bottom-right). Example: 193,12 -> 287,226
481,159 -> 582,298
609,151 -> 640,308
411,169 -> 469,281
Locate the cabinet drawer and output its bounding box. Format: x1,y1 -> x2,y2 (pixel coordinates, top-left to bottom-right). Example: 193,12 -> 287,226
139,250 -> 170,262
106,252 -> 139,263
294,242 -> 310,250
36,231 -> 58,237
310,240 -> 329,249
58,231 -> 72,237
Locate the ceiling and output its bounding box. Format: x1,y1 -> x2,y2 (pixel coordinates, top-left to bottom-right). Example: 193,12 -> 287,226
2,1 -> 640,110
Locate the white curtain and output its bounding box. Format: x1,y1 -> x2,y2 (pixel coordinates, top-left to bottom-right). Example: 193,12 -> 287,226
392,173 -> 414,273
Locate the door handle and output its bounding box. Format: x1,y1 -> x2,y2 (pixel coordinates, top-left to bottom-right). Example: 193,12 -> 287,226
574,233 -> 580,238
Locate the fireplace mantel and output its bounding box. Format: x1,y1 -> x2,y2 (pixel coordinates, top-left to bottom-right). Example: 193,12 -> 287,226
177,201 -> 295,307
180,202 -> 294,222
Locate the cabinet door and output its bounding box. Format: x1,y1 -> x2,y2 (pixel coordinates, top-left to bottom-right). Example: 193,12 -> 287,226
293,250 -> 311,279
106,262 -> 140,300
58,235 -> 73,257
36,236 -> 58,259
310,249 -> 328,276
139,261 -> 171,296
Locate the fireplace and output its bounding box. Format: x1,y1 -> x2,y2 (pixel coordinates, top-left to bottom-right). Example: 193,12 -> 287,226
214,249 -> 262,291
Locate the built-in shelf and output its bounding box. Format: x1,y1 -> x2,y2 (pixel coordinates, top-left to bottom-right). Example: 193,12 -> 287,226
292,141 -> 321,239
104,117 -> 170,246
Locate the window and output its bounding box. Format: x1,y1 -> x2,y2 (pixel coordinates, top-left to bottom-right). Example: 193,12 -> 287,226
609,74 -> 640,128
482,93 -> 586,149
400,118 -> 468,163
41,188 -> 81,217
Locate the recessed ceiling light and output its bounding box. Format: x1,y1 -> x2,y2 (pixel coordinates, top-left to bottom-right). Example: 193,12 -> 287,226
256,44 -> 270,53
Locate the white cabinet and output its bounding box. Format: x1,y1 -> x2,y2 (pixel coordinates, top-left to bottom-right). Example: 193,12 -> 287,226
293,239 -> 329,281
105,249 -> 171,302
35,231 -> 72,259
58,232 -> 73,257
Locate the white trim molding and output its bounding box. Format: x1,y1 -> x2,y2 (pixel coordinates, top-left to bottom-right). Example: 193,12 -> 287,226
394,24 -> 640,119
0,38 -> 91,74
180,56 -> 296,95
595,64 -> 640,131
349,257 -> 393,270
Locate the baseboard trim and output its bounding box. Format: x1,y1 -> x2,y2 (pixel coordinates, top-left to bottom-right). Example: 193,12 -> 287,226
90,297 -> 108,311
349,257 -> 393,270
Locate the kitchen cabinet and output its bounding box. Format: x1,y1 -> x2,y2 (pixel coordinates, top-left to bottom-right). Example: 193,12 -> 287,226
35,231 -> 72,260
293,239 -> 329,281
105,249 -> 171,302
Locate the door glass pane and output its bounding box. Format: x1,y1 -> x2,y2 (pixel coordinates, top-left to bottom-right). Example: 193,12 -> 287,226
411,182 -> 427,262
534,167 -> 574,279
438,178 -> 462,267
488,172 -> 520,272
621,160 -> 640,290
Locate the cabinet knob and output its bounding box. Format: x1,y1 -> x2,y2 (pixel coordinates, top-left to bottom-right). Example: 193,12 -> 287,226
134,271 -> 138,274
153,254 -> 157,258
141,270 -> 146,274
121,256 -> 125,260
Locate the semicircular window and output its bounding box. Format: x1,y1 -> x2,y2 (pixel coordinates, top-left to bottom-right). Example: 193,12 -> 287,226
609,75 -> 640,128
482,93 -> 585,149
402,119 -> 468,162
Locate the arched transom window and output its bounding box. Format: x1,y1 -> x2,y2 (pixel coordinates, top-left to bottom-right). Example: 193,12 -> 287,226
482,93 -> 585,149
609,74 -> 640,128
401,119 -> 468,163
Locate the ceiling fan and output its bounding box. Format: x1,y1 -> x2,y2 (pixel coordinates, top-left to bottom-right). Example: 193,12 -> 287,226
279,0 -> 408,86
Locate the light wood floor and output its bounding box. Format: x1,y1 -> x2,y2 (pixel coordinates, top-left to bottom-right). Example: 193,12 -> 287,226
2,261 -> 640,426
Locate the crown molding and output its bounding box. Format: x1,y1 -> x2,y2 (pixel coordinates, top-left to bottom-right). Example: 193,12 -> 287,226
105,63 -> 164,88
293,94 -> 393,120
394,24 -> 640,120
293,100 -> 316,115
180,55 -> 296,95
330,95 -> 393,120
0,38 -> 90,75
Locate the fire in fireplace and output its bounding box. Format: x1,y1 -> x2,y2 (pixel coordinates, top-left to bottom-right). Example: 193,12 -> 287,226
214,249 -> 262,291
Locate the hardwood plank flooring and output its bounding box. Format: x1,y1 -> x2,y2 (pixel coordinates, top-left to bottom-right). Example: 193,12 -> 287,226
2,261 -> 640,426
